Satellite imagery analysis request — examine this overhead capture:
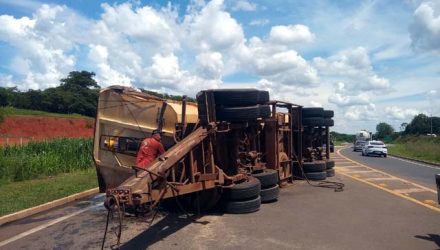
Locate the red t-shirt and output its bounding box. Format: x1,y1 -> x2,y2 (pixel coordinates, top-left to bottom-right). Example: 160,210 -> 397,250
136,138 -> 165,169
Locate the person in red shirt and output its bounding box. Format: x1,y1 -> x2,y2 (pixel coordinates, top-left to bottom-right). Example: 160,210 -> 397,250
136,130 -> 166,169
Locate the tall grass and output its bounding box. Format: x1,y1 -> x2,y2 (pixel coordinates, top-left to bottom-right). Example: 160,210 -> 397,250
389,136 -> 440,164
0,138 -> 94,182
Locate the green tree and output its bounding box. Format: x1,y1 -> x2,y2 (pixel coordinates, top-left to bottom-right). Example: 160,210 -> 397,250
404,114 -> 430,135
60,71 -> 99,90
376,122 -> 394,140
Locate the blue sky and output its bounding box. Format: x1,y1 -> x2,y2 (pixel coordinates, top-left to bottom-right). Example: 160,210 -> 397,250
0,0 -> 439,134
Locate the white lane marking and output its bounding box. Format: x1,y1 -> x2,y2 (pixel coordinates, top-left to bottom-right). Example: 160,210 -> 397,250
388,156 -> 440,170
0,204 -> 101,248
393,188 -> 429,194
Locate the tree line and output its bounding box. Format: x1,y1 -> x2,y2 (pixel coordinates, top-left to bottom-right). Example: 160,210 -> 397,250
0,71 -> 196,118
0,71 -> 100,117
375,114 -> 440,141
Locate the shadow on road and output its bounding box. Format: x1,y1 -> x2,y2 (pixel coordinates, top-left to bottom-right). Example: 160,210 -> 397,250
120,212 -> 214,249
414,234 -> 440,248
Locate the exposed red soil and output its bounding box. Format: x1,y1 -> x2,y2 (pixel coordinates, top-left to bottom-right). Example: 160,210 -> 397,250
0,116 -> 94,146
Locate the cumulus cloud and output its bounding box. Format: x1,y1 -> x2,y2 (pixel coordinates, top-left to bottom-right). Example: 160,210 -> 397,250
313,47 -> 387,88
0,0 -> 319,98
231,0 -> 257,11
0,5 -> 83,90
196,52 -> 224,79
409,1 -> 440,52
184,0 -> 244,52
344,104 -> 378,121
269,25 -> 315,45
384,106 -> 419,120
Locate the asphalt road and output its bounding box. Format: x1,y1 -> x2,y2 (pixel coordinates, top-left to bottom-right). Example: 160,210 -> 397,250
341,147 -> 440,190
1,151 -> 439,250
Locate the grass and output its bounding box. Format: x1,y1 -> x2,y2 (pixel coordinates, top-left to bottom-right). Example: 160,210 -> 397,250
0,106 -> 91,120
0,138 -> 94,182
0,168 -> 97,217
388,136 -> 440,164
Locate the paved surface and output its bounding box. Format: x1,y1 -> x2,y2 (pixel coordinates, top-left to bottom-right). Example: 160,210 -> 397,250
342,147 -> 440,190
338,148 -> 440,211
1,151 -> 439,250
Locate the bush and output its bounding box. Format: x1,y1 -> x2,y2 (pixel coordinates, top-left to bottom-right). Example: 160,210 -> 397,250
0,138 -> 94,182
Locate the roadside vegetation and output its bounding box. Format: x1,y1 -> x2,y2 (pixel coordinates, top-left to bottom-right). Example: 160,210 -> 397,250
0,138 -> 97,216
331,131 -> 355,145
388,136 -> 440,164
371,114 -> 440,164
0,168 -> 97,216
0,138 -> 94,182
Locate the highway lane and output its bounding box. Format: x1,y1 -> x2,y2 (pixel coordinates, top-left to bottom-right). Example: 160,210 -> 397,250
1,172 -> 440,249
340,147 -> 440,190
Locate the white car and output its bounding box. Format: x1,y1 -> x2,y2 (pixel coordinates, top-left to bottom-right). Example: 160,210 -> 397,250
362,140 -> 387,157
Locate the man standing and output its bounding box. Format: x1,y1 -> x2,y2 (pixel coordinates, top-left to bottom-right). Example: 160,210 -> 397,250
136,130 -> 165,169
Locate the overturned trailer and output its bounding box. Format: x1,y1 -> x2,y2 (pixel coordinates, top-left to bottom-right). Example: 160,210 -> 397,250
94,86 -> 335,217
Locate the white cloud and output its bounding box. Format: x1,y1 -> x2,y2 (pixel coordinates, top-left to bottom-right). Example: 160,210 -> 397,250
0,1 -> 321,96
344,104 -> 378,121
328,93 -> 370,107
184,0 -> 244,52
269,24 -> 315,45
313,47 -> 390,95
231,0 -> 257,11
249,19 -> 269,26
409,1 -> 440,52
385,106 -> 420,120
196,52 -> 224,79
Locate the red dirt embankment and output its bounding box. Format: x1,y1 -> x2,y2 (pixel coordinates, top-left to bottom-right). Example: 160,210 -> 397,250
0,116 -> 94,145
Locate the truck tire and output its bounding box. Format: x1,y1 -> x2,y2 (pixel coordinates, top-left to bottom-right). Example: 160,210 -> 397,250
326,168 -> 335,177
223,177 -> 261,201
305,171 -> 327,181
252,169 -> 279,188
212,89 -> 269,106
224,196 -> 261,214
326,160 -> 335,169
302,161 -> 326,173
323,110 -> 334,118
216,105 -> 271,122
260,185 -> 280,203
302,107 -> 324,117
323,118 -> 334,127
302,117 -> 323,126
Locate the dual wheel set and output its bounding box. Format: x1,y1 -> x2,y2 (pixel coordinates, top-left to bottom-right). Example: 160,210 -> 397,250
197,89 -> 271,123
222,169 -> 279,214
301,160 -> 335,181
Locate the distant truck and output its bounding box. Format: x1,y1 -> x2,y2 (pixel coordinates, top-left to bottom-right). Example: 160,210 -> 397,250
356,130 -> 371,141
353,130 -> 371,152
